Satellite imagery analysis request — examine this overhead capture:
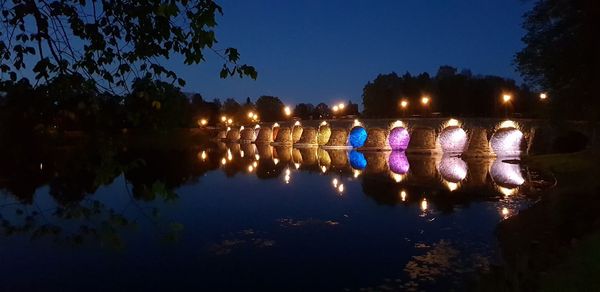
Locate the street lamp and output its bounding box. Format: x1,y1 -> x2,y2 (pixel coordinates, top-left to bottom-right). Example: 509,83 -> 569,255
221,115 -> 227,122
400,99 -> 408,117
502,94 -> 512,117
198,118 -> 208,126
332,105 -> 339,112
338,103 -> 345,110
284,106 -> 292,117
421,96 -> 430,116
539,93 -> 547,100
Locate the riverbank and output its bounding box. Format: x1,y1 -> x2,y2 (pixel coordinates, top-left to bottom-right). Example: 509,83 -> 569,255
474,150 -> 600,291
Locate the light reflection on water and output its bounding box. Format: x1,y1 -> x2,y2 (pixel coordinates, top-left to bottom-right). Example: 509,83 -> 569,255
0,142 -> 550,291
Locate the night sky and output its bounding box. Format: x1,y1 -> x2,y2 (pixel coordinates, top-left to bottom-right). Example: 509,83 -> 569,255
174,0 -> 532,105
23,1 -> 533,106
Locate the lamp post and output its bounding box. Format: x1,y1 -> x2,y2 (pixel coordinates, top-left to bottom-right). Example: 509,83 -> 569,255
332,105 -> 339,119
283,106 -> 292,120
400,99 -> 408,117
421,96 -> 430,117
539,93 -> 547,101
502,94 -> 512,117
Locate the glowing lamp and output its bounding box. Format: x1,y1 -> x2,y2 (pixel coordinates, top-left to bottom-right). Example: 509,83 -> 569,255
446,118 -> 459,127
446,182 -> 459,192
400,100 -> 408,108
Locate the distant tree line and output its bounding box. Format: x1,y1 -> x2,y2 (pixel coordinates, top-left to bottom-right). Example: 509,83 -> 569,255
362,66 -> 538,118
0,74 -> 362,136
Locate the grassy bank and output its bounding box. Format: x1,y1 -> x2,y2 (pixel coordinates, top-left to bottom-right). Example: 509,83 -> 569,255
475,150 -> 600,291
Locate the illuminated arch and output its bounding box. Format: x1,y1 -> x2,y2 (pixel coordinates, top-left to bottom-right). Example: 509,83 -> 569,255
490,122 -> 523,156
438,126 -> 467,153
388,127 -> 410,151
348,126 -> 367,148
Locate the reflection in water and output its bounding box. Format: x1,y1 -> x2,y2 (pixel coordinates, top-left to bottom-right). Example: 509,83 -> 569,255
438,156 -> 468,182
212,143 -> 532,201
389,151 -> 410,175
490,159 -> 525,187
0,139 -> 549,291
348,150 -> 367,170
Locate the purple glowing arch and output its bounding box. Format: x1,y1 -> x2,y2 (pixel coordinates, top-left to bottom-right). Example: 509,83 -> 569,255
388,127 -> 410,151
388,151 -> 410,174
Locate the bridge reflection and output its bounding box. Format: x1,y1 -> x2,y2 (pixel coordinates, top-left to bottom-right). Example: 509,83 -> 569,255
209,142 -> 539,210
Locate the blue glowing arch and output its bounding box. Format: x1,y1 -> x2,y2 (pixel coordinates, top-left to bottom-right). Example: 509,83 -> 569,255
349,150 -> 367,170
348,126 -> 367,148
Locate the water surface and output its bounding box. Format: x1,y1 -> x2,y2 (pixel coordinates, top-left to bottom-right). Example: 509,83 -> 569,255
0,141 -> 547,291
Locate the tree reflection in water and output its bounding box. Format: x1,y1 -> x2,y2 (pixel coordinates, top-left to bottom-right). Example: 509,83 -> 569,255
0,139 -> 553,290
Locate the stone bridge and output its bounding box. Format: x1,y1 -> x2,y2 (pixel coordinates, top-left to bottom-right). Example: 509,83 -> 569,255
217,118 -> 597,157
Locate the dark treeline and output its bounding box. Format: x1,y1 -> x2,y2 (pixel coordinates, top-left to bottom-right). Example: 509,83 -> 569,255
0,74 -> 360,135
0,76 -> 270,134
362,66 -> 538,118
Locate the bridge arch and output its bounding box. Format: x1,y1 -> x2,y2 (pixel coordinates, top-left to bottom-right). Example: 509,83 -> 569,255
348,126 -> 367,148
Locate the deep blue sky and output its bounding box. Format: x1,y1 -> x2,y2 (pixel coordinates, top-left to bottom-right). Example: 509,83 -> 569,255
164,1 -> 530,105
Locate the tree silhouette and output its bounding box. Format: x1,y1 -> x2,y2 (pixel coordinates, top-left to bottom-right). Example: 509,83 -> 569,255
362,68 -> 535,118
255,96 -> 284,122
516,0 -> 599,120
0,1 -> 256,91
